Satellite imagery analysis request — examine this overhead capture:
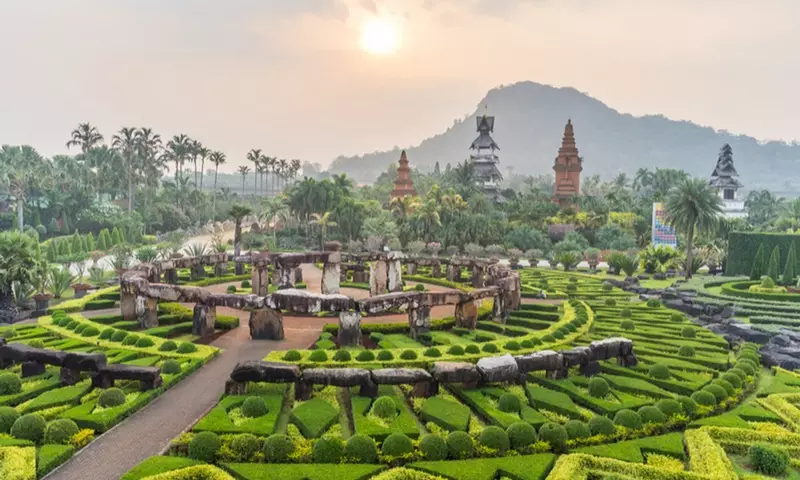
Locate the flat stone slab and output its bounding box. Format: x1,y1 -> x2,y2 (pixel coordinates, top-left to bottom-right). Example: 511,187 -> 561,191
97,364 -> 161,382
230,361 -> 300,383
0,343 -> 67,366
371,368 -> 433,385
63,352 -> 107,372
514,350 -> 563,373
430,361 -> 482,384
302,368 -> 372,387
476,354 -> 519,383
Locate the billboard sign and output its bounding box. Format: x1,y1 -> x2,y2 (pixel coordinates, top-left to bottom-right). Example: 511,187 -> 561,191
652,202 -> 678,247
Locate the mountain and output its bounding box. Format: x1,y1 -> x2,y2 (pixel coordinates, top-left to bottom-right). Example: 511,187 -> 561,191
328,81 -> 800,189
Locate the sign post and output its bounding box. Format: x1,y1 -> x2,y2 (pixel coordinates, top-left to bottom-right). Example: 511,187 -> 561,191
652,202 -> 678,247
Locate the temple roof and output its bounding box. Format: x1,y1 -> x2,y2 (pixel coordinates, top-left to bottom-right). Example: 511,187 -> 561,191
709,144 -> 741,188
471,115 -> 499,151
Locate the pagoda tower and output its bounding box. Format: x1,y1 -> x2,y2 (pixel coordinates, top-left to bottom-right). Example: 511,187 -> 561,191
390,150 -> 418,201
469,114 -> 503,200
709,144 -> 746,218
552,119 -> 583,209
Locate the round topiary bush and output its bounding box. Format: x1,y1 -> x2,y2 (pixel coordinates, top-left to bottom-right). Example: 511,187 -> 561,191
11,413 -> 46,443
498,393 -> 521,413
613,409 -> 643,430
712,378 -> 735,396
479,426 -> 510,453
161,360 -> 181,375
0,373 -> 22,396
603,283 -> 613,291
729,368 -> 747,383
566,284 -> 577,292
264,434 -> 294,463
241,397 -> 268,418
28,339 -> 45,349
376,350 -> 394,361
691,390 -> 717,406
226,285 -> 237,294
588,415 -> 616,435
736,361 -> 755,376
678,345 -> 695,357
82,326 -> 100,337
552,331 -> 565,340
676,396 -> 697,415
588,377 -> 609,398
464,344 -> 480,354
670,312 -> 684,322
504,340 -> 521,351
749,443 -> 789,476
189,431 -> 221,462
646,299 -> 661,308
333,350 -> 352,362
0,407 -> 20,434
241,280 -> 251,288
177,342 -> 197,354
530,337 -> 543,346
308,350 -> 328,362
356,350 -> 375,362
605,298 -> 616,307
620,308 -> 632,318
371,396 -> 397,420
419,434 -> 447,460
424,347 -> 441,358
66,320 -> 79,330
99,328 -> 115,340
648,364 -> 671,380
655,399 -> 682,417
506,421 -> 537,450
135,337 -> 155,348
399,349 -> 417,360
313,437 -> 344,463
74,323 -> 87,334
369,332 -> 384,342
122,334 -> 140,346
638,406 -> 666,424
44,418 -> 79,445
703,384 -> 728,403
447,345 -> 464,355
110,330 -> 129,342
564,420 -> 591,439
382,433 -> 413,457
446,431 -> 473,459
230,433 -> 260,462
539,422 -> 569,452
682,326 -> 696,338
283,350 -> 302,361
481,343 -> 499,353
542,334 -> 555,343
620,319 -> 635,331
520,339 -> 533,349
345,434 -> 378,463
98,388 -> 126,408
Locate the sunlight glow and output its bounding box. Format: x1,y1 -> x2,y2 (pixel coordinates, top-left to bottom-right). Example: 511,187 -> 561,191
360,18 -> 401,55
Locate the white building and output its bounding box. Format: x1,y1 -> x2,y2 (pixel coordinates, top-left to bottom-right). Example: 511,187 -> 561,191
709,144 -> 746,219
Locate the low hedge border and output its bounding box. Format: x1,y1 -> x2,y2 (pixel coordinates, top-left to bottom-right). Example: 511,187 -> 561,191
47,286 -> 121,314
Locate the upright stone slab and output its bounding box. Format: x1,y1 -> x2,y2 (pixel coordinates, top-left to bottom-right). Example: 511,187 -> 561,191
278,267 -> 295,290
408,306 -> 431,339
252,266 -> 269,296
164,269 -> 178,285
322,251 -> 342,295
271,268 -> 281,288
215,262 -> 228,277
455,300 -> 479,329
338,311 -> 362,347
234,261 -> 244,275
294,267 -> 303,284
406,262 -> 417,275
120,289 -> 136,321
492,295 -> 508,324
250,308 -> 284,340
471,266 -> 485,288
369,260 -> 389,296
190,263 -> 205,280
387,252 -> 403,293
192,304 -> 217,338
446,265 -> 459,282
136,296 -> 159,329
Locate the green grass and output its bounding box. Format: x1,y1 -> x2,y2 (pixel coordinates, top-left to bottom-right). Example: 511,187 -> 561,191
451,386 -> 547,430
351,386 -> 420,440
525,385 -> 582,418
194,391 -> 286,436
420,396 -> 471,432
574,433 -> 686,463
290,397 -> 339,438
410,453 -> 556,480
36,444 -> 75,478
223,463 -> 386,480
121,456 -> 201,480
17,381 -> 92,414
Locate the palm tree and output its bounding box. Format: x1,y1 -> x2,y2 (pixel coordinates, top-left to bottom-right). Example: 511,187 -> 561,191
167,134 -> 190,180
247,149 -> 262,195
111,127 -> 138,211
278,159 -> 289,192
664,178 -> 723,279
198,146 -> 209,190
266,156 -> 277,195
261,196 -> 288,248
209,151 -> 226,220
66,123 -> 104,153
189,139 -> 204,188
229,204 -> 253,258
290,159 -> 301,184
0,145 -> 42,231
0,231 -> 41,323
309,212 -> 337,250
237,165 -> 250,196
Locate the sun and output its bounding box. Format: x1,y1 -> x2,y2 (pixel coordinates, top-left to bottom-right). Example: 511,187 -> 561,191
360,18 -> 401,55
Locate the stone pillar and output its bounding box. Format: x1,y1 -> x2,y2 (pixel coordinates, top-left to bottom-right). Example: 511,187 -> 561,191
338,311 -> 362,347
340,268 -> 348,283
455,300 -> 479,329
322,250 -> 341,294
471,266 -> 485,288
294,267 -> 303,284
446,265 -> 457,282
136,296 -> 159,329
492,295 -> 508,324
295,380 -> 312,401
406,262 -> 417,275
252,266 -> 269,296
60,368 -> 81,386
190,263 -> 205,280
21,361 -> 45,378
271,267 -> 281,287
408,305 -> 431,339
431,262 -> 442,278
164,269 -> 179,285
214,262 -> 228,277
249,308 -> 284,340
225,379 -> 247,395
192,304 -> 217,338
388,254 -> 403,293
411,380 -> 439,398
369,260 -> 389,296
278,267 -> 295,290
235,261 -> 244,275
120,289 -> 137,321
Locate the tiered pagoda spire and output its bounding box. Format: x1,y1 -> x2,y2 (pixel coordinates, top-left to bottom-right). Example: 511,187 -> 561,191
469,113 -> 503,201
709,144 -> 746,218
552,119 -> 583,209
390,150 -> 418,200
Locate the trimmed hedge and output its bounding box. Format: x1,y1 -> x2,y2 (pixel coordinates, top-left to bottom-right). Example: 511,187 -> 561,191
727,232 -> 800,276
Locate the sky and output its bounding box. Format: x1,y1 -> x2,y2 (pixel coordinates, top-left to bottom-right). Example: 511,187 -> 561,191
0,0 -> 798,173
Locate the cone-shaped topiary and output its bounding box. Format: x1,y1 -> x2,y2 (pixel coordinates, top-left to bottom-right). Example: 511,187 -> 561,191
750,244 -> 766,280
766,245 -> 781,282
782,241 -> 797,285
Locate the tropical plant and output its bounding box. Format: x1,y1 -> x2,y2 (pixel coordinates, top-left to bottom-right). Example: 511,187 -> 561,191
0,232 -> 41,322
237,166 -> 250,196
88,266 -> 105,285
183,242 -> 208,258
664,178 -> 722,279
230,205 -> 253,257
617,253 -> 640,277
309,212 -> 338,250
555,250 -> 580,271
49,267 -> 76,299
639,244 -> 681,274
135,246 -> 158,264
208,151 -> 226,220
109,244 -> 133,271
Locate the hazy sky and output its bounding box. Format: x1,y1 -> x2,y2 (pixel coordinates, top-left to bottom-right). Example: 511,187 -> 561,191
1,0 -> 798,172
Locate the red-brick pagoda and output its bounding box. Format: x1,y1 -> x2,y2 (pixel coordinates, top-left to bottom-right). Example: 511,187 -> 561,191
552,119 -> 583,209
390,150 -> 418,200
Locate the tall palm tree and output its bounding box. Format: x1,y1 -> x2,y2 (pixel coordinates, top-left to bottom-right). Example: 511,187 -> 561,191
260,155 -> 269,194
209,151 -> 226,219
229,204 -> 253,258
166,134 -> 190,180
278,158 -> 289,192
111,127 -> 139,211
237,165 -> 250,197
135,128 -> 163,231
309,212 -> 337,250
189,139 -> 204,188
247,149 -> 262,196
266,156 -> 277,196
664,178 -> 723,279
66,123 -> 104,153
0,145 -> 42,231
198,146 -> 209,190
290,159 -> 301,184
261,196 -> 288,247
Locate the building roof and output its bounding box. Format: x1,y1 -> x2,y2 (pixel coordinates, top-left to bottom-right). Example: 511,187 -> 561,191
709,144 -> 742,189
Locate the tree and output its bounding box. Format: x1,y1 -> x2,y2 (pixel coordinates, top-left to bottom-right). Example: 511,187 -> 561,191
66,123 -> 104,153
309,212 -> 338,250
782,242 -> 796,286
260,196 -> 289,248
750,244 -> 766,280
111,227 -> 124,246
0,145 -> 43,231
664,178 -> 722,279
166,134 -> 190,181
767,245 -> 781,282
247,149 -> 262,195
209,151 -> 226,220
111,127 -> 139,211
229,205 -> 253,258
238,166 -> 250,196
0,232 -> 41,323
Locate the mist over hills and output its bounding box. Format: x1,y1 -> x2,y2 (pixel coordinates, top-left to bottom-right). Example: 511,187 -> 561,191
328,81 -> 800,190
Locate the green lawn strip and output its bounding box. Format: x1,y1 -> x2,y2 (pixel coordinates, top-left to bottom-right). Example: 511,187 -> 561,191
144,322 -> 194,338
690,401 -> 782,429
0,377 -> 62,407
0,437 -> 33,446
122,356 -> 162,367
61,387 -> 161,432
598,374 -> 674,400
223,463 -> 386,480
420,395 -> 471,432
351,386 -> 419,440
47,285 -> 120,313
574,432 -> 685,462
596,362 -> 703,396
506,317 -> 553,330
757,368 -> 800,396
194,392 -> 285,436
428,331 -> 475,346
409,453 -> 556,480
525,385 -> 583,418
121,456 -> 201,480
449,386 -> 527,429
565,376 -> 652,413
36,444 -> 75,478
17,380 -> 92,414
290,397 -> 339,438
378,334 -> 425,349
634,353 -> 718,374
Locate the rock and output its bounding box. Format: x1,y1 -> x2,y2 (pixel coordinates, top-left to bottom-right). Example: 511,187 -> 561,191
454,301 -> 479,329
302,368 -> 372,387
772,334 -> 793,347
0,343 -> 67,366
707,323 -> 772,344
60,368 -> 81,386
637,274 -> 650,280
93,364 -> 163,390
476,354 -> 519,383
562,347 -> 591,367
654,273 -> 667,280
230,361 -> 301,383
371,368 -> 433,385
514,350 -> 564,373
338,312 -> 362,347
369,260 -> 389,296
430,362 -> 482,386
62,352 -> 107,372
21,361 -> 45,378
408,306 -> 431,339
249,308 -> 284,340
192,304 -> 216,338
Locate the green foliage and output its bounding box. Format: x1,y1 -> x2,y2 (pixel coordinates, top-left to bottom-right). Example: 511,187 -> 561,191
371,396 -> 398,420
111,330 -> 129,342
478,426 -> 509,453
345,434 -> 378,463
446,431 -> 473,459
382,432 -> 413,456
37,444 -> 75,478
356,350 -> 375,362
648,364 -> 671,380
681,326 -> 696,338
159,340 -> 177,352
506,421 -> 537,449
638,406 -> 666,424
135,337 -> 155,348
188,431 -> 221,463
588,377 -> 610,398
98,388 -> 126,408
423,347 -> 441,358
766,245 -> 781,282
176,342 -> 197,354
721,372 -> 742,389
497,393 -> 521,413
655,399 -> 682,417
308,350 -> 328,362
264,434 -> 294,463
620,308 -> 631,318
447,345 -> 464,355
43,418 -> 79,444
0,406 -> 20,433
161,360 -> 181,375
678,345 -> 695,357
400,350 -> 418,360
782,241 -> 797,285
588,415 -> 616,435
646,298 -> 661,308
333,350 -> 352,362
702,384 -> 728,403
241,397 -> 268,418
313,437 -> 344,463
605,298 -> 616,307
620,319 -> 635,331
748,443 -> 789,476
419,434 -> 448,460
229,433 -> 261,462
10,413 -> 46,443
613,409 -> 642,429
538,422 -> 568,452
481,343 -> 498,353
564,420 -> 591,439
0,373 -> 22,396
376,350 -> 394,361
691,390 -> 717,406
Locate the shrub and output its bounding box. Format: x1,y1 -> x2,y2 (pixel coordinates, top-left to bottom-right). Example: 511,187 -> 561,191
447,345 -> 464,355
82,326 -> 101,337
400,350 -> 418,360
552,331 -> 565,340
648,364 -> 671,380
161,360 -> 181,375
722,372 -> 743,389
712,379 -> 735,396
749,443 -> 789,476
620,320 -> 635,331
226,285 -> 237,294
0,373 -> 22,395
135,337 -> 155,348
28,339 -> 45,349
638,406 -> 666,424
308,350 -> 328,362
507,421 -> 537,449
230,433 -> 260,462
157,340 -> 177,352
424,347 -> 441,358
729,368 -> 747,382
676,396 -> 697,415
464,344 -> 480,354
566,284 -> 577,292
481,343 -> 499,353
356,350 -> 375,362
681,326 -> 696,338
122,334 -> 140,346
98,328 -> 115,340
382,433 -> 413,456
98,388 -> 126,408
603,283 -> 613,291
646,299 -> 661,308
479,426 -> 510,453
281,350 -> 302,361
655,399 -> 682,417
489,394 -> 519,415
613,409 -> 642,430
670,312 -> 684,322
539,422 -> 568,452
241,280 -> 251,288
376,350 -> 394,361
74,323 -> 88,334
263,434 -> 294,463
446,431 -> 473,459
0,407 -> 20,433
678,345 -> 695,357
564,420 -> 591,439
703,384 -> 728,403
588,415 -> 616,436
419,434 -> 448,460
241,397 -> 268,418
66,320 -> 79,330
177,342 -> 197,353
520,340 -> 533,349
605,298 -> 616,307
189,431 -> 221,462
736,361 -> 755,376
333,350 -> 352,362
44,419 -> 79,445
345,434 -> 378,463
691,390 -> 717,406
620,308 -> 631,318
371,396 -> 397,420
313,437 -> 345,463
588,377 -> 609,398
11,413 -> 46,443
503,340 -> 521,351
110,330 -> 129,342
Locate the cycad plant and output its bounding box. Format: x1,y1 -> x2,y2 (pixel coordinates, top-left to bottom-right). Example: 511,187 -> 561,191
136,246 -> 158,264
556,250 -> 581,271
183,242 -> 208,258
49,267 -> 76,299
88,265 -> 105,285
